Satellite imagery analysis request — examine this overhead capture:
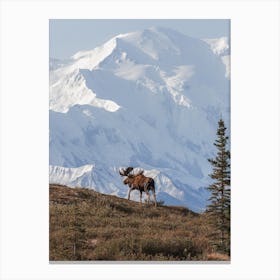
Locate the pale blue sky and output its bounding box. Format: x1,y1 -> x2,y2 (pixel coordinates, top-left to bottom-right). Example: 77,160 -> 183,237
49,19 -> 230,60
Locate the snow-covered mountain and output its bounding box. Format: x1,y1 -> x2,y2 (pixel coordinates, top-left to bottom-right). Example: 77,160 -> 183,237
203,37 -> 230,79
49,26 -> 230,212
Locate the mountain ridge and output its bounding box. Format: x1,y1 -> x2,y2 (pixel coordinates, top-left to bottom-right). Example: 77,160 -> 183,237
49,26 -> 230,212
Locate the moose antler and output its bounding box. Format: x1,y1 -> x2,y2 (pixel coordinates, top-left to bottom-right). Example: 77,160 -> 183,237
136,170 -> 144,176
119,167 -> 134,177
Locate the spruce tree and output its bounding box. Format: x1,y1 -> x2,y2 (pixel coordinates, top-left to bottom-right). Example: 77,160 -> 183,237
207,118 -> 230,254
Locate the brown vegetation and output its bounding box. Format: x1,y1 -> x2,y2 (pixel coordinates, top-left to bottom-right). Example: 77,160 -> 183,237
49,184 -> 230,261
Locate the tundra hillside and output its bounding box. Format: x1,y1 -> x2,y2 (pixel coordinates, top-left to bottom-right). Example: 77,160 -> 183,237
49,184 -> 230,261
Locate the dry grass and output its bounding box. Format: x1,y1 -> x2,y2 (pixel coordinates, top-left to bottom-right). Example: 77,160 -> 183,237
49,184 -> 230,261
206,253 -> 230,261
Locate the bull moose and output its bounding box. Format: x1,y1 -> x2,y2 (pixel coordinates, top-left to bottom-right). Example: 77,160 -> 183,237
119,167 -> 157,207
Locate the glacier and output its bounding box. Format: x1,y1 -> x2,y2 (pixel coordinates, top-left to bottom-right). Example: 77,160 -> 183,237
49,26 -> 230,212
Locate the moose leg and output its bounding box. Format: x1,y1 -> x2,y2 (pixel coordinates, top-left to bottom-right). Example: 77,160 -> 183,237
140,191 -> 143,204
145,190 -> 150,205
153,190 -> 157,207
128,188 -> 132,200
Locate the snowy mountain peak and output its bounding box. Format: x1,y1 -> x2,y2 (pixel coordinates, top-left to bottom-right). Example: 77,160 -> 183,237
71,36 -> 117,67
50,27 -> 229,114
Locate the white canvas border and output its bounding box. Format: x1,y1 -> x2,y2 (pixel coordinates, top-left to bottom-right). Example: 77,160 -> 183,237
0,0 -> 279,279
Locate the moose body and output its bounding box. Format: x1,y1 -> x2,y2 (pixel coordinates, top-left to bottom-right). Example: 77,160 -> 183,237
119,167 -> 157,207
